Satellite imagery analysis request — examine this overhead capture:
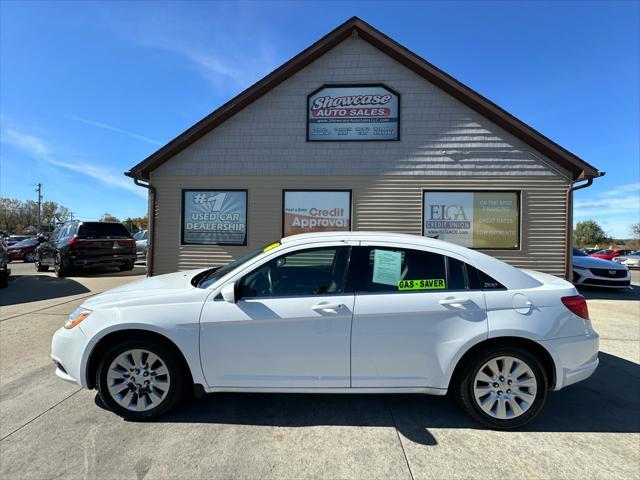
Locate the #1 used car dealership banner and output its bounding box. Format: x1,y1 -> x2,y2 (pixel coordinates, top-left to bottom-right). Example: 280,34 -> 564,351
308,85 -> 399,141
423,191 -> 519,249
284,191 -> 351,236
182,190 -> 247,245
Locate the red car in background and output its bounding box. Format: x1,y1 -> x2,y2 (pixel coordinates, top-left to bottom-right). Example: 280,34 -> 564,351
7,237 -> 39,262
589,248 -> 634,261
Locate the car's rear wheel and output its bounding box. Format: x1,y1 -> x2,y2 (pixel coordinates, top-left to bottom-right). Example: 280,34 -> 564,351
24,252 -> 36,263
452,346 -> 547,429
119,261 -> 135,272
97,340 -> 185,420
54,253 -> 68,277
35,254 -> 48,272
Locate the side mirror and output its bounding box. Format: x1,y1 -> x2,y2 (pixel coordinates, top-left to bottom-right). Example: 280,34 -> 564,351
221,282 -> 238,303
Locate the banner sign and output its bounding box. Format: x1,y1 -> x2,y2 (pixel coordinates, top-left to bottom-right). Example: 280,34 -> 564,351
308,85 -> 399,141
182,190 -> 247,245
283,191 -> 351,236
423,191 -> 519,249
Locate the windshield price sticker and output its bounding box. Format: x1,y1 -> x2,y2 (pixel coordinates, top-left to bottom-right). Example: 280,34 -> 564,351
398,279 -> 446,291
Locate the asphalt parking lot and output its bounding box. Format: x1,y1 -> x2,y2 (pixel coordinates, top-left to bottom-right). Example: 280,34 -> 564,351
1,262 -> 639,479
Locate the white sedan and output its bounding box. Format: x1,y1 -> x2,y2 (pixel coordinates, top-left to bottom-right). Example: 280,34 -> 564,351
51,232 -> 599,429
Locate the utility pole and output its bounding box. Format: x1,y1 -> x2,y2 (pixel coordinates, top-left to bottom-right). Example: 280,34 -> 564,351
36,183 -> 42,234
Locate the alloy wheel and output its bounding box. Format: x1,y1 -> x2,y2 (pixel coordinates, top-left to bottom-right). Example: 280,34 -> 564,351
472,355 -> 537,420
106,349 -> 171,412
24,252 -> 36,262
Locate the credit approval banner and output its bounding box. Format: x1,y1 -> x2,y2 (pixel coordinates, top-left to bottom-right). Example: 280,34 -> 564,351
423,191 -> 519,249
182,190 -> 247,245
283,191 -> 351,236
308,85 -> 399,141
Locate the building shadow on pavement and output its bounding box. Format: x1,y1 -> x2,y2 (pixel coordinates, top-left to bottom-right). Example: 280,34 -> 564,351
96,352 -> 639,446
67,265 -> 146,278
0,274 -> 90,306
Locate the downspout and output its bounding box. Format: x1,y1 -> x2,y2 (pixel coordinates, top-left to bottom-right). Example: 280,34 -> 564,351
565,173 -> 604,280
133,177 -> 156,277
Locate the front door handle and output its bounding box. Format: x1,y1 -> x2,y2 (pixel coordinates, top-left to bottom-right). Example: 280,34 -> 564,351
312,302 -> 343,312
439,297 -> 471,307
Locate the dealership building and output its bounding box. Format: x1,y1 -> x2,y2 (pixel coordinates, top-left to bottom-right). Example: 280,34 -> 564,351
126,17 -> 602,277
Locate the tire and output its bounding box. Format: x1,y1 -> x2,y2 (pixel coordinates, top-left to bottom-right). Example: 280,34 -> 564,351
54,253 -> 68,278
451,345 -> 548,429
119,261 -> 135,272
24,251 -> 36,263
35,254 -> 49,272
96,339 -> 185,420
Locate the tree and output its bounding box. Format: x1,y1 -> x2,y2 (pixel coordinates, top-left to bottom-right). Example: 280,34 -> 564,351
0,197 -> 71,233
630,223 -> 640,249
100,213 -> 120,223
574,220 -> 609,247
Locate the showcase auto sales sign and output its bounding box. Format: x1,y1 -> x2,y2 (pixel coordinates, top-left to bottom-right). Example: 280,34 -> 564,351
308,85 -> 399,141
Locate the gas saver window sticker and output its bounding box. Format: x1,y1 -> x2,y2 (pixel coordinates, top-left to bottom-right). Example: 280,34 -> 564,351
398,279 -> 446,291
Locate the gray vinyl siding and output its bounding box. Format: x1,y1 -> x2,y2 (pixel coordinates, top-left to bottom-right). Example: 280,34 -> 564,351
147,35 -> 572,277
150,175 -> 569,276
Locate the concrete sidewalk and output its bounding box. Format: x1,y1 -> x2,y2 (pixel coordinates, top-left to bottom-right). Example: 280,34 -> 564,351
1,264 -> 638,479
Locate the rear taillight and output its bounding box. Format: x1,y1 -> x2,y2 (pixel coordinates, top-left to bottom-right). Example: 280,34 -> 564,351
67,236 -> 78,252
561,295 -> 589,320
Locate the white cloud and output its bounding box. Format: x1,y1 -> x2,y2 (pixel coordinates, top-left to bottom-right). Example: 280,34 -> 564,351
1,128 -> 146,198
574,182 -> 640,217
66,115 -> 162,145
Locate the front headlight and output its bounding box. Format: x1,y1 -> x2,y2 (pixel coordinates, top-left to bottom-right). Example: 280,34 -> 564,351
65,307 -> 92,329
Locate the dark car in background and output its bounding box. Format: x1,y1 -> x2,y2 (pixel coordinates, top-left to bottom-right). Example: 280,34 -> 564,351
7,237 -> 39,262
35,221 -> 137,277
6,235 -> 31,246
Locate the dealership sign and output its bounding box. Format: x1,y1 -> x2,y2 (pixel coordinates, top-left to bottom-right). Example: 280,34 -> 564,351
182,190 -> 247,245
423,191 -> 519,249
308,85 -> 399,141
283,191 -> 351,236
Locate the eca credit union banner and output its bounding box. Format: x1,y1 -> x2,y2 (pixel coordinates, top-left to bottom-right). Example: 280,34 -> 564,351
182,190 -> 247,245
284,191 -> 350,236
423,191 -> 519,249
308,85 -> 399,141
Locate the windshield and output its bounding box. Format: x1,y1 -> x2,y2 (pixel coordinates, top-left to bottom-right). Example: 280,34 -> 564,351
573,248 -> 588,256
596,249 -> 613,254
12,238 -> 38,247
196,243 -> 275,289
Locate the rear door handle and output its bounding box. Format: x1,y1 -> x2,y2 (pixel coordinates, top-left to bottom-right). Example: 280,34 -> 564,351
439,297 -> 471,307
312,303 -> 343,312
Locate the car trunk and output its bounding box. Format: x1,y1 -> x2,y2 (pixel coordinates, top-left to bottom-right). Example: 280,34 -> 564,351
73,223 -> 135,257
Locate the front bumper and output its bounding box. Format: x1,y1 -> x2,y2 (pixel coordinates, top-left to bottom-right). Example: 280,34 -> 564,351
540,331 -> 599,390
573,267 -> 631,288
51,325 -> 88,387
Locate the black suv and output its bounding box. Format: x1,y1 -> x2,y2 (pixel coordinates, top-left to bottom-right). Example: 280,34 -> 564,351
35,221 -> 137,277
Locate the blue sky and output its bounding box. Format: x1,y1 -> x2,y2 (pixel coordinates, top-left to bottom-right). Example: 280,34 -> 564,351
1,1 -> 638,237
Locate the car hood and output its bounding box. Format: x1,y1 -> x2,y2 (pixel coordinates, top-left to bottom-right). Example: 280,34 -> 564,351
573,255 -> 626,269
82,268 -> 210,309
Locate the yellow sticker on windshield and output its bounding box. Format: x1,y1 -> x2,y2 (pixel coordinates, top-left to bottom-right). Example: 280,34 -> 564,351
398,279 -> 446,290
263,242 -> 281,252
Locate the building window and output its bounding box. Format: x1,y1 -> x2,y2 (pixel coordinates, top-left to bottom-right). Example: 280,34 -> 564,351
423,191 -> 520,250
181,190 -> 247,245
283,190 -> 351,237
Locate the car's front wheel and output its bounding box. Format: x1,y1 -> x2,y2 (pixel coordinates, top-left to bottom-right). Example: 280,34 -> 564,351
24,251 -> 36,263
453,346 -> 548,429
54,253 -> 68,277
97,340 -> 185,420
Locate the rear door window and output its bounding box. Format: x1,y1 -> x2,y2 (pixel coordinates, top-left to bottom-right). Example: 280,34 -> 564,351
77,223 -> 131,239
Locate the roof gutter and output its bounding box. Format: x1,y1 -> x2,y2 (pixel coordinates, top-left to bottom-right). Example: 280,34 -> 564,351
564,171 -> 606,280
132,176 -> 156,277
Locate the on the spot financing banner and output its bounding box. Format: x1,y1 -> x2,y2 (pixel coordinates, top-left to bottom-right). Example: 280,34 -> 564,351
284,191 -> 350,236
308,85 -> 399,141
182,190 -> 247,245
423,192 -> 519,249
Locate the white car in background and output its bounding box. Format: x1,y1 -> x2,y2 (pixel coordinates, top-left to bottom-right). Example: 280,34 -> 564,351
612,252 -> 640,269
573,248 -> 631,288
133,230 -> 148,261
51,232 -> 599,429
